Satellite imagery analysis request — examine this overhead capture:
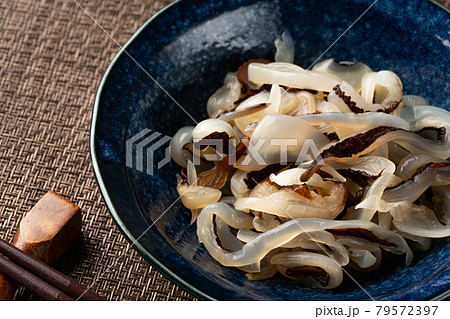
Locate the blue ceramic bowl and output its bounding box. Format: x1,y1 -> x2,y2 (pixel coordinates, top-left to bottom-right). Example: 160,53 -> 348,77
90,0 -> 450,300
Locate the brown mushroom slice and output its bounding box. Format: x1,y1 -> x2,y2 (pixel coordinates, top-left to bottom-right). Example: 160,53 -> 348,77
334,157 -> 397,220
196,141 -> 247,190
301,126 -> 450,182
190,120 -> 248,190
192,119 -> 240,157
329,156 -> 396,186
395,153 -> 445,181
400,105 -> 450,145
335,70 -> 402,113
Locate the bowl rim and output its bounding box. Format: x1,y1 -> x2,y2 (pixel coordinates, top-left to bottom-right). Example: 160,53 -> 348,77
89,0 -> 216,300
90,0 -> 450,301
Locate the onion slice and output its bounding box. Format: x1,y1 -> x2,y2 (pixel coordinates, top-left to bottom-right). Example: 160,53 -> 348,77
236,114 -> 330,172
197,211 -> 413,267
274,31 -> 295,63
298,112 -> 410,137
312,59 -> 372,92
271,251 -> 343,289
383,162 -> 450,203
207,72 -> 243,117
330,72 -> 402,114
177,184 -> 222,210
390,203 -> 450,238
170,126 -> 195,167
395,153 -> 444,181
248,62 -> 341,92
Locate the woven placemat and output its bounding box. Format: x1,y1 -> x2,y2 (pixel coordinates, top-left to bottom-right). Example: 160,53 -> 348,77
0,0 -> 196,301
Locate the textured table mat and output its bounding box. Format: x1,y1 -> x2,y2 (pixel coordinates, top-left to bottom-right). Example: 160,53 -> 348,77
0,0 -> 196,301
1,0 -> 448,302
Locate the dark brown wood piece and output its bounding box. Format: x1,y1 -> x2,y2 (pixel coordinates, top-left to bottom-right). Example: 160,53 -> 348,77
0,191 -> 83,300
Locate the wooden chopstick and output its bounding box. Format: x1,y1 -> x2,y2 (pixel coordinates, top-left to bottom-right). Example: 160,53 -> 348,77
0,238 -> 105,301
0,254 -> 73,301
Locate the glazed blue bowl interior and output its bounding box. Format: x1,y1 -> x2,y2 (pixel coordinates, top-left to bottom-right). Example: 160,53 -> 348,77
91,0 -> 450,300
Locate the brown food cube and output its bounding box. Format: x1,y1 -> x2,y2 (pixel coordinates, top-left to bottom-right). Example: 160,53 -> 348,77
0,191 -> 82,300
0,273 -> 16,300
12,191 -> 82,264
